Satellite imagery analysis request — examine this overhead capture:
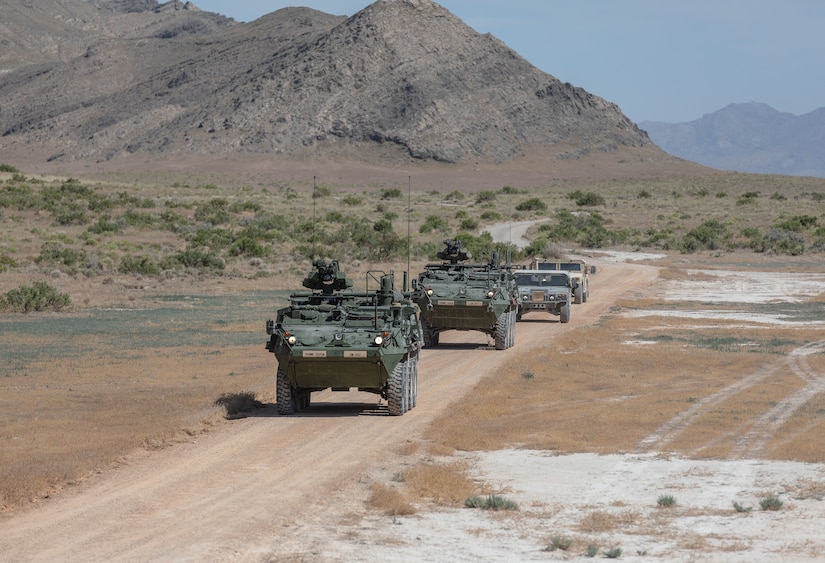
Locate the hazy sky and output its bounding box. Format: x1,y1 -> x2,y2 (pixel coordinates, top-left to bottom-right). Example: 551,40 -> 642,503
193,0 -> 824,124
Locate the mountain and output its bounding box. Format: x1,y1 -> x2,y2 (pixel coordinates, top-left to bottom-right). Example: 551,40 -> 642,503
640,102 -> 825,178
0,0 -> 673,173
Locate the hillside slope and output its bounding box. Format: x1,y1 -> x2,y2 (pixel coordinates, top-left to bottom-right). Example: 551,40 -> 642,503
0,0 -> 668,172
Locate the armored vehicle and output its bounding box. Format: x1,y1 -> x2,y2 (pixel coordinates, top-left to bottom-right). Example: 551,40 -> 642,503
529,258 -> 596,303
266,259 -> 422,416
412,239 -> 518,350
513,269 -> 577,323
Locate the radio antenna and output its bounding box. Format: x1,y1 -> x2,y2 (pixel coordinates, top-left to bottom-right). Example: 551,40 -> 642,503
312,176 -> 317,260
406,176 -> 411,291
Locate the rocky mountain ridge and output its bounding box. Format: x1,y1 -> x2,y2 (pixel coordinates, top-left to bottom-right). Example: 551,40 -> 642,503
0,0 -> 665,171
641,102 -> 825,178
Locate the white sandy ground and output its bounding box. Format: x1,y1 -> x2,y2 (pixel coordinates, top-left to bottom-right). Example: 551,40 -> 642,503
330,451 -> 825,562
316,252 -> 825,563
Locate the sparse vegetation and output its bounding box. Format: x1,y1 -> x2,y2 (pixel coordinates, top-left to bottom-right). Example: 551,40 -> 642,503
464,494 -> 519,511
759,495 -> 784,511
657,494 -> 677,508
605,547 -> 623,559
0,280 -> 71,313
733,501 -> 752,513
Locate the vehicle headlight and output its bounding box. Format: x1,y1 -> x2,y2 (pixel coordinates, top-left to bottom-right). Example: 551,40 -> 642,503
521,294 -> 528,300
487,290 -> 494,298
287,335 -> 297,345
426,289 -> 433,296
374,335 -> 384,346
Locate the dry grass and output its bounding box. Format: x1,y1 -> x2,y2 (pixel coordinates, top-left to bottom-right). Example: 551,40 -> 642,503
368,483 -> 417,516
425,280 -> 825,462
578,509 -> 642,533
403,462 -> 480,506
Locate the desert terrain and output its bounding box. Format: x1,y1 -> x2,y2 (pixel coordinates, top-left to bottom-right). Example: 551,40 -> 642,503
2,245 -> 825,562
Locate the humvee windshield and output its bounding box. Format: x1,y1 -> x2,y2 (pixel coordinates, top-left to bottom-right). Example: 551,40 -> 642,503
516,273 -> 568,287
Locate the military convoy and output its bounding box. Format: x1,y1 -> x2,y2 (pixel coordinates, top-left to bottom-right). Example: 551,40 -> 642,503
529,258 -> 596,304
411,239 -> 519,350
265,245 -> 596,414
265,259 -> 423,416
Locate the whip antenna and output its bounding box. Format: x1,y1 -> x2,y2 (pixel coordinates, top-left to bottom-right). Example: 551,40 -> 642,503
407,176 -> 411,291
312,176 -> 317,260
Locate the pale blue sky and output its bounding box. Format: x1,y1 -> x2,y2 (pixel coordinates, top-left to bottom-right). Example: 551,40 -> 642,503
194,0 -> 824,123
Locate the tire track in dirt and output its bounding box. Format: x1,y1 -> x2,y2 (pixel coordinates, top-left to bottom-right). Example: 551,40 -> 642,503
730,340 -> 825,459
636,339 -> 825,458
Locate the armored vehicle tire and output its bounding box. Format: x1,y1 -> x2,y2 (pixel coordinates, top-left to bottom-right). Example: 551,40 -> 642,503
495,310 -> 514,350
574,286 -> 584,304
507,310 -> 516,348
423,326 -> 439,347
276,366 -> 298,415
560,303 -> 570,324
388,355 -> 415,416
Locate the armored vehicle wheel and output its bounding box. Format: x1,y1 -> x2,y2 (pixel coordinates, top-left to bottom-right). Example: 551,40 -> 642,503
422,323 -> 439,348
560,303 -> 570,324
507,310 -> 516,348
388,357 -> 410,416
574,285 -> 584,304
495,310 -> 512,350
276,366 -> 297,415
410,355 -> 418,408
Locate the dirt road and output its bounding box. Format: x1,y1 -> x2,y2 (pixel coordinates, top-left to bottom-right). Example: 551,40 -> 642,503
0,259 -> 655,561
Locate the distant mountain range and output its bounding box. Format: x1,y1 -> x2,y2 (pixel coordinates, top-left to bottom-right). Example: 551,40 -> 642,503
640,102 -> 825,178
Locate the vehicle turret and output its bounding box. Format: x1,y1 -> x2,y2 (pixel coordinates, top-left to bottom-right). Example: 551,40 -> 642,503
301,259 -> 353,294
436,239 -> 472,264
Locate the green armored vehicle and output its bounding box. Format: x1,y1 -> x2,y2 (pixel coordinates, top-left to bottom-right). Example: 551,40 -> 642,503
412,239 -> 518,350
266,259 -> 422,416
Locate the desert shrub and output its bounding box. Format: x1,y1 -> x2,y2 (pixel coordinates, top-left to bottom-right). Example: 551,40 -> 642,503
0,164 -> 20,173
760,228 -> 805,255
380,188 -> 402,200
419,214 -> 449,234
759,495 -> 783,511
528,209 -> 613,250
479,211 -> 502,221
122,209 -> 157,228
679,219 -> 729,253
657,494 -> 677,507
459,218 -> 479,231
194,198 -> 231,224
515,197 -> 547,212
0,252 -> 17,272
567,190 -> 605,206
373,218 -> 394,233
342,194 -> 362,206
50,202 -> 89,226
774,214 -> 817,232
86,216 -> 122,235
637,189 -> 652,198
0,280 -> 71,313
118,254 -> 161,275
229,236 -> 267,258
475,190 -> 496,204
443,190 -> 464,202
163,247 -> 225,271
464,494 -> 518,511
188,227 -> 234,250
35,242 -> 86,269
